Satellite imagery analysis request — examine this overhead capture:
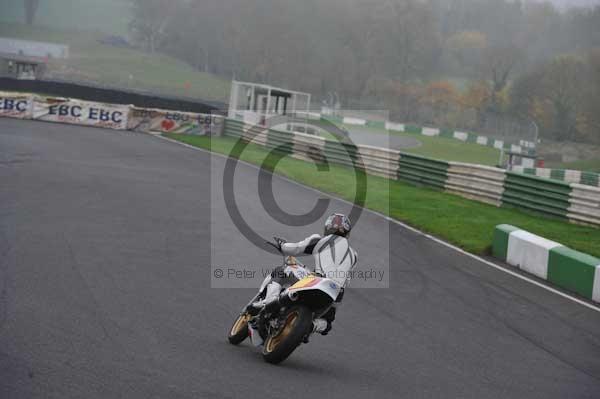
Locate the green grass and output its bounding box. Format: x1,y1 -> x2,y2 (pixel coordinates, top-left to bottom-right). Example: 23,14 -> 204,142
398,130 -> 500,166
165,133 -> 600,258
329,123 -> 500,166
547,159 -> 600,173
0,23 -> 231,103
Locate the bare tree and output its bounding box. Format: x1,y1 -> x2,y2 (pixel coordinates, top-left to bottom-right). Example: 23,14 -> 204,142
24,0 -> 40,25
481,45 -> 524,113
129,0 -> 174,54
541,55 -> 586,141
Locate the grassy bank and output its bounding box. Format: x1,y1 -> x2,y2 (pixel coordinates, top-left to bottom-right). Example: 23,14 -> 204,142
165,133 -> 600,258
0,23 -> 230,103
397,130 -> 500,166
338,124 -> 500,166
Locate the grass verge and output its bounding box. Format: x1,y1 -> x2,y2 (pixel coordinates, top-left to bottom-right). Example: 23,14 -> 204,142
0,23 -> 231,103
547,159 -> 600,173
165,133 -> 600,258
335,124 -> 500,166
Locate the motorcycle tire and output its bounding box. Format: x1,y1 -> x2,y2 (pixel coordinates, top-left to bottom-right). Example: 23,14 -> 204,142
227,312 -> 250,345
262,306 -> 313,364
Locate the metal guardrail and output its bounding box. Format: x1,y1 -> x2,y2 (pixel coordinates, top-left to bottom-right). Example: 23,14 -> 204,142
0,86 -> 596,228
222,118 -> 600,227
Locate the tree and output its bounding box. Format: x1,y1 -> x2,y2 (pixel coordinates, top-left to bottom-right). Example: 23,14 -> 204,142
540,55 -> 586,141
419,81 -> 458,125
480,45 -> 524,113
580,49 -> 600,142
445,30 -> 487,75
24,0 -> 40,25
129,0 -> 174,53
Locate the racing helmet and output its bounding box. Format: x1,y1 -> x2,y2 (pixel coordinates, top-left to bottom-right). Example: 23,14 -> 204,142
324,213 -> 352,237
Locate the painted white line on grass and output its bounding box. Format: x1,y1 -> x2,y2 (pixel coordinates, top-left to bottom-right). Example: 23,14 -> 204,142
155,134 -> 600,313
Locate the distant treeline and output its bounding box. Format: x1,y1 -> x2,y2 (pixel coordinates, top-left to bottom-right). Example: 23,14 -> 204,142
129,0 -> 599,142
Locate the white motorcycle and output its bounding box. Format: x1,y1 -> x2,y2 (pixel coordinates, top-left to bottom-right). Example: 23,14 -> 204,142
227,238 -> 344,364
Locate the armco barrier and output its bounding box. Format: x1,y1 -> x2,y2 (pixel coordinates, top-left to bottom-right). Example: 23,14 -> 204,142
2,90 -> 598,228
222,119 -> 399,179
512,165 -> 600,188
221,118 -> 600,227
397,153 -> 448,189
501,172 -> 572,219
445,163 -> 506,206
568,184 -> 600,226
493,224 -> 600,303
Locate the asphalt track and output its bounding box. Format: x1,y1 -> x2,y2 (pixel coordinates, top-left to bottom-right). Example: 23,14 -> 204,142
1,118 -> 600,398
344,125 -> 422,150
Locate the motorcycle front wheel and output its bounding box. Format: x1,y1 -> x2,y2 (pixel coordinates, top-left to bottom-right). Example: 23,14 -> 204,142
227,312 -> 250,345
262,306 -> 313,364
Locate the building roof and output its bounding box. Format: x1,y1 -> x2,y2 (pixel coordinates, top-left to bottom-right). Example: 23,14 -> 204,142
232,80 -> 309,97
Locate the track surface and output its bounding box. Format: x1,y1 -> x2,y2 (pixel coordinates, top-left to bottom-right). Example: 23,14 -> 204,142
344,125 -> 422,150
1,118 -> 600,398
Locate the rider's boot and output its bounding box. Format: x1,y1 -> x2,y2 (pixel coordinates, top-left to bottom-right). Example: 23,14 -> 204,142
248,318 -> 264,347
312,318 -> 331,335
247,281 -> 282,315
262,282 -> 283,313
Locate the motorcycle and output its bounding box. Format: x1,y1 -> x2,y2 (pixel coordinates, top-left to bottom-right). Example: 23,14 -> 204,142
227,237 -> 344,364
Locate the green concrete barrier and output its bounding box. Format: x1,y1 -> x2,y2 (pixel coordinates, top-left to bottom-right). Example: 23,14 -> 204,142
221,118 -> 599,227
492,224 -> 600,303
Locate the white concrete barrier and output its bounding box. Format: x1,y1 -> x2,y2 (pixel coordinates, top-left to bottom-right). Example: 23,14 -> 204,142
453,131 -> 468,141
422,127 -> 439,137
445,162 -> 506,206
343,117 -> 367,126
476,136 -> 488,145
385,122 -> 405,132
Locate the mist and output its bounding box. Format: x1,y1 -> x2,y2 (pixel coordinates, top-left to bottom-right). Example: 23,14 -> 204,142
0,0 -> 599,165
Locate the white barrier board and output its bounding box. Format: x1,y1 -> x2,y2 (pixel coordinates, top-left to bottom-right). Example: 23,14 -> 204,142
128,107 -> 223,135
422,127 -> 440,137
34,97 -> 129,130
476,136 -> 488,145
0,92 -> 33,119
385,122 -> 405,132
453,131 -> 468,141
343,117 -> 366,126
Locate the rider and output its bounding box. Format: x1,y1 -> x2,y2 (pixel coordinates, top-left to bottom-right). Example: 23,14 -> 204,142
250,213 -> 358,336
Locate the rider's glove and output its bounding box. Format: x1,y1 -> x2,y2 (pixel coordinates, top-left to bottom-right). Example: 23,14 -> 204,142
273,237 -> 287,252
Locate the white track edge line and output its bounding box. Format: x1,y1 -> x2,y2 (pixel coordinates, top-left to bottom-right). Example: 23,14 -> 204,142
154,134 -> 600,313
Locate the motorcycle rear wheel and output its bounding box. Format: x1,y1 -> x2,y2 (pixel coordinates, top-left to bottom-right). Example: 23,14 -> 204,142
262,306 -> 313,364
228,312 -> 250,345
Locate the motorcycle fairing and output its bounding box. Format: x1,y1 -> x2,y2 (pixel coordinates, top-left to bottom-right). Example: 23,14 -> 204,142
288,276 -> 341,300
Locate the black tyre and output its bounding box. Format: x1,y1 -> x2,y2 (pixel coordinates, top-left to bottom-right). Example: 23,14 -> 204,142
228,312 -> 250,345
262,306 -> 313,364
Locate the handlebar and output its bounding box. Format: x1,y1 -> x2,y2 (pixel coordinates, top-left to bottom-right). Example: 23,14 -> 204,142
265,236 -> 287,253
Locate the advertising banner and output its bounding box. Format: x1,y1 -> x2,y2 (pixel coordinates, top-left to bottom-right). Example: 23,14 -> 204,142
128,107 -> 223,135
0,92 -> 33,119
33,97 -> 130,130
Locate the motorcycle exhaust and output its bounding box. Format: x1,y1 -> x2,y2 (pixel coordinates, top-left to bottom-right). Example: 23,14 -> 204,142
287,290 -> 299,302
